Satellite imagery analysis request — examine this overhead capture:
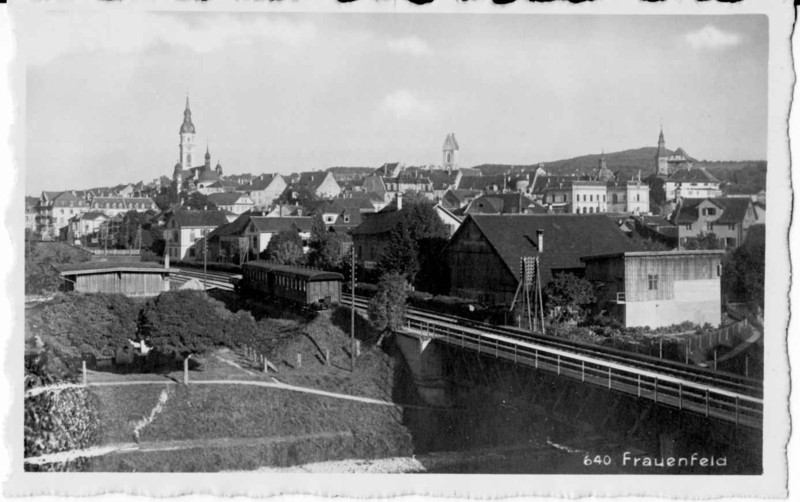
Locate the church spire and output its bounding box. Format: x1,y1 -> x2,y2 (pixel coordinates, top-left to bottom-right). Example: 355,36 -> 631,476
180,94 -> 195,134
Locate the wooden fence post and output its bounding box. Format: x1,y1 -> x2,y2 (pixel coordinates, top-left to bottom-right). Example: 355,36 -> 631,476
263,358 -> 268,373
355,340 -> 361,357
82,360 -> 87,387
183,357 -> 189,385
325,349 -> 330,366
296,353 -> 302,369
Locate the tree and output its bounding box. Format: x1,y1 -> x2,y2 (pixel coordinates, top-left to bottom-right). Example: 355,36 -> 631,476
261,230 -> 305,265
180,191 -> 217,211
378,220 -> 419,282
543,273 -> 596,324
367,273 -> 409,341
377,200 -> 449,288
683,232 -> 722,250
722,225 -> 765,310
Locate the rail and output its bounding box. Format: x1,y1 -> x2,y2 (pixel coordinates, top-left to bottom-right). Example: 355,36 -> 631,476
403,316 -> 762,429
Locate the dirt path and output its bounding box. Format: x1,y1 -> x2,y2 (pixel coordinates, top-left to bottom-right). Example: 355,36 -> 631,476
25,431 -> 353,466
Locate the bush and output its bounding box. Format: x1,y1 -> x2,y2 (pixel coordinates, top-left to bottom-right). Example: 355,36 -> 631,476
28,293 -> 140,363
24,347 -> 101,472
138,290 -> 259,358
543,273 -> 595,324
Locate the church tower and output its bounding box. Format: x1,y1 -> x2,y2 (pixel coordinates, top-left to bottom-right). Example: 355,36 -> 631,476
655,126 -> 668,177
442,133 -> 460,171
179,96 -> 197,170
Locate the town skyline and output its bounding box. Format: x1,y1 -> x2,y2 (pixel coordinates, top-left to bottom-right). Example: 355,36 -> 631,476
25,13 -> 767,195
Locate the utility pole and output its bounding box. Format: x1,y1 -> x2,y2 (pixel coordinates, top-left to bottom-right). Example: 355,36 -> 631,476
350,244 -> 356,372
203,234 -> 208,291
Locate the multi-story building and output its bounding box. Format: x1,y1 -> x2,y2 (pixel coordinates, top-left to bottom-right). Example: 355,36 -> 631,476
164,209 -> 229,261
206,192 -> 255,215
671,197 -> 760,249
35,191 -> 91,240
664,167 -> 722,202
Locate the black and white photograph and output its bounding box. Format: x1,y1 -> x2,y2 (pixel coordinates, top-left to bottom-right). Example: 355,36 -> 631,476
2,0 -> 795,498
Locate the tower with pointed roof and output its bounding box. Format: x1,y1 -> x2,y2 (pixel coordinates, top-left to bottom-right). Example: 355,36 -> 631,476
442,133 -> 460,171
655,126 -> 669,177
179,96 -> 196,170
594,151 -> 615,182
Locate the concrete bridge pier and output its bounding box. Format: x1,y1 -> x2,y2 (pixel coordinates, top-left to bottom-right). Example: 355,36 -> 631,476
394,332 -> 452,407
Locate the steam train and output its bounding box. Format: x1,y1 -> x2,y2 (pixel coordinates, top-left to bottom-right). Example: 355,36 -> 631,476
230,261 -> 343,309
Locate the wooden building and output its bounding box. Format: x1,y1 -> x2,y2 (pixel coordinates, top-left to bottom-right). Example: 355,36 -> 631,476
443,214 -> 638,306
54,261 -> 172,297
581,250 -> 725,328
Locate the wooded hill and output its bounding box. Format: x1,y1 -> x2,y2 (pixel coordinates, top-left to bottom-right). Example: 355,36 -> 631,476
471,147 -> 767,194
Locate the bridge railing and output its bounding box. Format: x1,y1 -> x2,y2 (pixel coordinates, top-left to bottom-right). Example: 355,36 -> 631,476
407,318 -> 762,430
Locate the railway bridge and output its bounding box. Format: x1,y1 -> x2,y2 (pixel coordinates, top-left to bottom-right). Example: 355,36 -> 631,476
171,268 -> 763,468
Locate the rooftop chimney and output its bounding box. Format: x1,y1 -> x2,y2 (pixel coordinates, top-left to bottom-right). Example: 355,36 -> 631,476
536,229 -> 544,253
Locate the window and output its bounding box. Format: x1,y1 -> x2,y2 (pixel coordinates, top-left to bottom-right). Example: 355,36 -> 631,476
603,195 -> 606,202
726,237 -> 737,247
344,215 -> 350,223
636,194 -> 640,202
648,274 -> 659,290
589,195 -> 593,202
728,224 -> 736,231
685,224 -> 692,230
583,195 -> 587,202
189,248 -> 196,258
707,222 -> 714,231
612,194 -> 618,204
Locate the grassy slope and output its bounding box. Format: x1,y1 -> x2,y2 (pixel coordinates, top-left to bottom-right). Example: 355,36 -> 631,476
82,309 -> 414,472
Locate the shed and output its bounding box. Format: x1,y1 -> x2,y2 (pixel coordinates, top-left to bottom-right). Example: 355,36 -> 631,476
54,261 -> 172,297
581,250 -> 725,328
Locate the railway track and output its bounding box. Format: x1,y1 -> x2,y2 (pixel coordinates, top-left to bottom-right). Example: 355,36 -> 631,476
168,267 -> 761,399
346,295 -> 762,399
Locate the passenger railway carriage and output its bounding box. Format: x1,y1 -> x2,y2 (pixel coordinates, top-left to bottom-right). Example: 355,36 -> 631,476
233,261 -> 343,308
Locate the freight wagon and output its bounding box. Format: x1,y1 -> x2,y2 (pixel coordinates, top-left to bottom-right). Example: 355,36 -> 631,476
233,261 -> 343,309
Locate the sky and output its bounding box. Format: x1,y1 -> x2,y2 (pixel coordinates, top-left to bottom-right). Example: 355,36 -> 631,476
23,12 -> 768,195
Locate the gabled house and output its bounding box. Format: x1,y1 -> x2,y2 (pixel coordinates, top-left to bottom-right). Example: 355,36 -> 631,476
242,174 -> 287,209
296,171 -> 342,199
313,197 -> 375,232
665,167 -> 722,201
443,214 -> 639,305
350,208 -> 408,267
440,188 -> 482,211
434,204 -> 463,237
206,192 -> 255,215
244,216 -> 313,255
164,209 -> 230,261
670,197 -> 760,249
70,211 -> 109,240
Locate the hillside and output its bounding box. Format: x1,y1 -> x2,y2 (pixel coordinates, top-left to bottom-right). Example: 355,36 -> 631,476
471,148 -> 767,193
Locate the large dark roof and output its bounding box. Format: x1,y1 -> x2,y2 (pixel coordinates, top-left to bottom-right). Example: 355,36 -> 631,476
457,174 -> 507,191
171,209 -> 229,228
671,197 -> 752,225
350,208 -> 406,236
250,216 -> 313,233
207,192 -> 250,206
243,261 -> 344,282
459,214 -> 640,281
666,167 -> 719,183
466,193 -> 536,215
